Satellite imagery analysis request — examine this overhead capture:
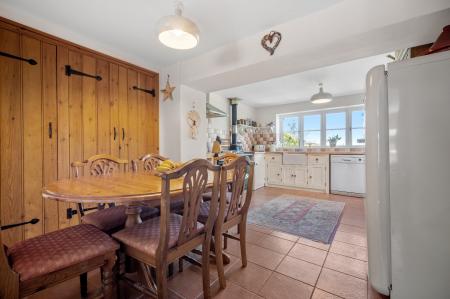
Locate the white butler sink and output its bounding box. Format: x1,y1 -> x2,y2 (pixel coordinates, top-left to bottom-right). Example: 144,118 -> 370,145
282,153 -> 307,165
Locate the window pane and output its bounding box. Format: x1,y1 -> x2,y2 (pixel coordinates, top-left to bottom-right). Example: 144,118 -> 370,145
304,131 -> 321,147
326,112 -> 346,129
352,110 -> 365,128
282,116 -> 299,147
352,128 -> 365,145
304,114 -> 321,130
326,129 -> 346,146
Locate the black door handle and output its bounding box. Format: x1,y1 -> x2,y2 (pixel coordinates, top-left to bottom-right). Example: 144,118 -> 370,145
113,127 -> 117,140
122,128 -> 125,141
48,122 -> 52,139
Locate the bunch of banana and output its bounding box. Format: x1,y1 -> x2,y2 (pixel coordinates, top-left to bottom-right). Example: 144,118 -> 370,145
156,160 -> 183,172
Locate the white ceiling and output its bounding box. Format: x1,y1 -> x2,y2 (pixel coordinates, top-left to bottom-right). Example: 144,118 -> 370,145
214,54 -> 392,107
0,0 -> 341,69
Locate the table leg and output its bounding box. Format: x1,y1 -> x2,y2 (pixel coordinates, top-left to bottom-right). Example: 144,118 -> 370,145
124,205 -> 142,228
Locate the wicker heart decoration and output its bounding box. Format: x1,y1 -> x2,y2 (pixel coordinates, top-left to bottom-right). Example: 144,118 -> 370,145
261,31 -> 282,56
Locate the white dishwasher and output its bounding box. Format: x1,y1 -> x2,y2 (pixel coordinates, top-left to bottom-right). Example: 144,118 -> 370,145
330,155 -> 366,197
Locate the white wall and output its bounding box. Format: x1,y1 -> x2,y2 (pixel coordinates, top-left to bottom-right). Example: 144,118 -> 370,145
159,64 -> 182,160
180,85 -> 207,161
255,93 -> 364,126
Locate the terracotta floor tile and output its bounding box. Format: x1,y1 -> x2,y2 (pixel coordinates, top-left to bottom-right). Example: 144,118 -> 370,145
270,230 -> 299,242
258,272 -> 314,299
317,268 -> 367,299
297,237 -> 331,251
330,240 -> 368,261
311,288 -> 342,299
226,261 -> 272,293
207,281 -> 258,299
288,243 -> 328,266
337,223 -> 366,236
334,231 -> 367,247
168,264 -> 217,299
275,256 -> 322,286
248,224 -> 274,234
225,239 -> 285,270
324,252 -> 368,280
255,234 -> 295,255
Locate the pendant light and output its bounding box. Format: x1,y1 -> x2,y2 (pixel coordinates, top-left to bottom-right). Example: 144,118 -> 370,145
310,83 -> 333,104
157,1 -> 200,50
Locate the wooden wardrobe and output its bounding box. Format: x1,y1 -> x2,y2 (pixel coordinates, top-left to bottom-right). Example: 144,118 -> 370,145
0,17 -> 159,246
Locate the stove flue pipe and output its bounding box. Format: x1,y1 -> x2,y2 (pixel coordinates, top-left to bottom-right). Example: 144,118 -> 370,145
229,97 -> 240,151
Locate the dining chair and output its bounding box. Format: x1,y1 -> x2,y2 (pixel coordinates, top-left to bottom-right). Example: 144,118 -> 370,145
133,153 -> 185,214
112,159 -> 221,299
197,156 -> 255,289
71,154 -> 159,233
0,221 -> 119,299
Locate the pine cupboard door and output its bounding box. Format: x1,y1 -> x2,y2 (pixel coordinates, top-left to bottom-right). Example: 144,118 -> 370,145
42,42 -> 59,233
0,27 -> 23,246
117,66 -> 129,160
96,59 -> 111,155
22,35 -> 44,239
109,63 -> 120,157
151,74 -> 159,153
127,69 -> 139,162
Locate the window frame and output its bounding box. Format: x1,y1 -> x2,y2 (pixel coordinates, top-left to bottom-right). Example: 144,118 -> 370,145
276,105 -> 365,148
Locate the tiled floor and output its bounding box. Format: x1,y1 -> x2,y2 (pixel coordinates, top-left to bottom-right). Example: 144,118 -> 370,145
28,187 -> 384,299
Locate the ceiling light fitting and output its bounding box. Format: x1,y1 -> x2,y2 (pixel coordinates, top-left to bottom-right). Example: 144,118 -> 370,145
310,83 -> 333,104
157,1 -> 200,50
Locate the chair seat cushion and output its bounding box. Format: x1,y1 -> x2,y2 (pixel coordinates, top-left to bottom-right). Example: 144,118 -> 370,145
82,205 -> 159,232
112,214 -> 204,256
198,201 -> 227,224
202,191 -> 231,203
8,224 -> 119,282
170,197 -> 185,213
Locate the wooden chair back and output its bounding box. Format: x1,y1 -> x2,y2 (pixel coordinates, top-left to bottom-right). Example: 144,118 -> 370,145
71,154 -> 128,216
132,153 -> 168,172
158,159 -> 220,253
218,156 -> 255,224
71,154 -> 128,178
0,227 -> 20,299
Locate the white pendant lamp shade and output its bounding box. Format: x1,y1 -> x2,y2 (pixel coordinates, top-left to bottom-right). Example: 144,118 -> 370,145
310,83 -> 333,104
157,2 -> 199,50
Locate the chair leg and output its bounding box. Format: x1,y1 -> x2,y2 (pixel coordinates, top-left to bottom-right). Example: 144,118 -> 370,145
202,239 -> 212,299
80,273 -> 88,298
101,254 -> 117,299
156,262 -> 168,299
214,234 -> 227,289
178,258 -> 184,272
239,222 -> 248,267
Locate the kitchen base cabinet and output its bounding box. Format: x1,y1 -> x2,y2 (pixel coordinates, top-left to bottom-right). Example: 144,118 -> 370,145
265,153 -> 329,193
253,153 -> 266,190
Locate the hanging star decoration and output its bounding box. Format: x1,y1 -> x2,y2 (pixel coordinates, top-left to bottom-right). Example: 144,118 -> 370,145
161,74 -> 176,101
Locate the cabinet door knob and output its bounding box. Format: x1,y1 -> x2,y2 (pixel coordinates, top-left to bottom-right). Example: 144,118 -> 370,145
309,176 -> 312,179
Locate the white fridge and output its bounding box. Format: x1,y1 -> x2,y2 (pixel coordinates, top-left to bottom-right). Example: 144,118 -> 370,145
365,50 -> 450,299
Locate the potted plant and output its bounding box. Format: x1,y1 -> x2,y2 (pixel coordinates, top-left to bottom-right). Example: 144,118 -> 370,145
328,134 -> 341,147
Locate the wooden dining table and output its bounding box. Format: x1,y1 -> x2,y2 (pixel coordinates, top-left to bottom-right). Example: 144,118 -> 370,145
42,171 -> 190,227
42,170 -> 231,296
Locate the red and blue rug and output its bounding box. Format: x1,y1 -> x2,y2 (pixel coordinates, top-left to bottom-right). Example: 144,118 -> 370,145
248,195 -> 345,244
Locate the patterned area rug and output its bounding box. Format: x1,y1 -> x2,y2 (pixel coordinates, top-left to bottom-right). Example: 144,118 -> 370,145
248,195 -> 345,244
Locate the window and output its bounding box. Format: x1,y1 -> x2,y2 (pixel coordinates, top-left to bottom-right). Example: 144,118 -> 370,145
281,116 -> 299,147
276,105 -> 365,148
351,109 -> 365,146
326,112 -> 346,146
303,114 -> 321,147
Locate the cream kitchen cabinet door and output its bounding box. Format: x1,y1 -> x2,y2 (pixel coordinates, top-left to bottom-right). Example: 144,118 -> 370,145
282,166 -> 295,186
267,165 -> 283,185
294,166 -> 308,188
308,165 -> 326,190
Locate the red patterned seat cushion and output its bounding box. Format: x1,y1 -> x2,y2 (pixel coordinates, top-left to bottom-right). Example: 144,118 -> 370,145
202,191 -> 231,203
8,224 -> 119,282
198,201 -> 227,224
82,205 -> 159,232
112,214 -> 204,256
